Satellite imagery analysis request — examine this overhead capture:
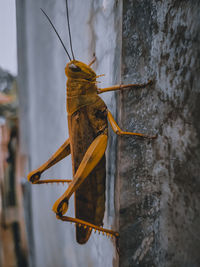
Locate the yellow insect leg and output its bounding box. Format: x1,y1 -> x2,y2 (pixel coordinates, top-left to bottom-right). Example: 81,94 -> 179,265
52,134 -> 108,216
51,134 -> 119,238
108,111 -> 157,139
56,215 -> 119,238
97,80 -> 152,94
27,138 -> 71,184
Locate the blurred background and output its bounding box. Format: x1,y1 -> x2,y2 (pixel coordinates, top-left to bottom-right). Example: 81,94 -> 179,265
0,1 -> 26,266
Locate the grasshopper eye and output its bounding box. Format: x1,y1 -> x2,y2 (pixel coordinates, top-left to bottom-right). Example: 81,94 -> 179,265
69,64 -> 81,72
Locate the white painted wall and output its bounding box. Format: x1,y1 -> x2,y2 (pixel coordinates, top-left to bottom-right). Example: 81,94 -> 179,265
17,0 -> 121,266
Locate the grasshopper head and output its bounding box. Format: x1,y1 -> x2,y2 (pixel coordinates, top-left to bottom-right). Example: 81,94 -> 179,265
65,60 -> 96,81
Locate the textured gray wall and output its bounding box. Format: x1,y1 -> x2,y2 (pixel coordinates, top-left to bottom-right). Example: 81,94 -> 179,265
118,0 -> 200,266
16,0 -> 121,266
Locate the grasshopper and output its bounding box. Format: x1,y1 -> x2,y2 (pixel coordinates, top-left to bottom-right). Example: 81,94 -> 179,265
27,0 -> 156,244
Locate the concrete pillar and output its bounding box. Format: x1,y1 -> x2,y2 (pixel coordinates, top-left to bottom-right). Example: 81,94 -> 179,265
118,0 -> 200,266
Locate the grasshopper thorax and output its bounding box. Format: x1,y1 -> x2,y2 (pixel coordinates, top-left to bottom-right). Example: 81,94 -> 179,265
65,60 -> 96,81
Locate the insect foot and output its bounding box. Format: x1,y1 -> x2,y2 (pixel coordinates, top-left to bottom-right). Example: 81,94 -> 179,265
27,170 -> 41,183
127,79 -> 153,89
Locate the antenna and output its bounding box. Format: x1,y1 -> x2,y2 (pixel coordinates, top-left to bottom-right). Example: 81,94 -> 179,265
41,8 -> 72,61
65,0 -> 75,60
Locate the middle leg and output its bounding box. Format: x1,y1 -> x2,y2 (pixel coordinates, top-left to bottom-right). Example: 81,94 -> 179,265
108,111 -> 157,139
97,80 -> 153,94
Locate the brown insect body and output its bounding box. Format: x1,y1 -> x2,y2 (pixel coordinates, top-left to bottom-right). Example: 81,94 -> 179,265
66,60 -> 108,243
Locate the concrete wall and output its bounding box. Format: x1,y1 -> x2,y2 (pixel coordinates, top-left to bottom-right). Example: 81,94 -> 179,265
118,0 -> 200,266
16,0 -> 121,266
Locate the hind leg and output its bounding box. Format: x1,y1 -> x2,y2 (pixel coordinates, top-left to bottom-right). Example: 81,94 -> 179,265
52,134 -> 119,238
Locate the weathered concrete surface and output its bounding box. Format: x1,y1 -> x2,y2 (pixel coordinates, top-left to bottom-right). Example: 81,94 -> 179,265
16,0 -> 121,266
118,0 -> 200,266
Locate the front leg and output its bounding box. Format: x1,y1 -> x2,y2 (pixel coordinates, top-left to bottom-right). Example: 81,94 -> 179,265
88,53 -> 96,66
97,80 -> 152,94
28,138 -> 71,183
